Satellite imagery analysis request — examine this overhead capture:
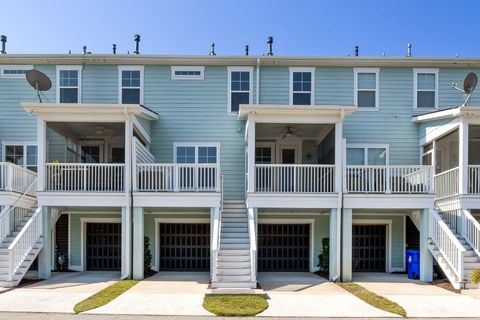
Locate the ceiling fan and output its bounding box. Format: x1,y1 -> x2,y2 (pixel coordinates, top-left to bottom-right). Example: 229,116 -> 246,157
95,126 -> 116,136
281,126 -> 302,139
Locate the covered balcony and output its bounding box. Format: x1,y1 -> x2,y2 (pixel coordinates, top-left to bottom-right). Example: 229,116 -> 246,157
240,104 -> 355,209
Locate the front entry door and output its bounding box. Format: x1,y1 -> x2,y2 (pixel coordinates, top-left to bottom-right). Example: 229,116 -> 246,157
280,146 -> 297,191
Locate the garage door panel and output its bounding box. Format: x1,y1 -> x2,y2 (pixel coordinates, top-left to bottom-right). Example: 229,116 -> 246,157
159,223 -> 210,271
86,223 -> 121,271
258,224 -> 310,272
353,225 -> 386,272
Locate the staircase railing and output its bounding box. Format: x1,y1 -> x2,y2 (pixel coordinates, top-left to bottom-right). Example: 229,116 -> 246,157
0,176 -> 38,242
429,209 -> 466,282
7,207 -> 43,281
461,209 -> 480,257
0,162 -> 37,195
247,207 -> 257,282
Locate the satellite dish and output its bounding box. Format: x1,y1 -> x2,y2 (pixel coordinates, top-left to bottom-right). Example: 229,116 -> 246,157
452,72 -> 478,106
26,69 -> 51,103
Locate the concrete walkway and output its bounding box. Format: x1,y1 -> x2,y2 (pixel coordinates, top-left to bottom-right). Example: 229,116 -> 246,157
354,272 -> 480,318
88,272 -> 212,316
257,272 -> 399,318
0,272 -> 119,313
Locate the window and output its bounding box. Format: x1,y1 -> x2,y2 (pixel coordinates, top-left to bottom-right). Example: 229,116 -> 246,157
228,67 -> 253,113
56,66 -> 82,103
3,144 -> 37,172
290,67 -> 315,105
422,143 -> 433,165
414,68 -> 438,109
118,66 -> 144,104
354,68 -> 379,110
81,146 -> 100,163
174,143 -> 220,164
171,66 -> 204,80
346,144 -> 389,165
255,142 -> 275,164
0,65 -> 32,79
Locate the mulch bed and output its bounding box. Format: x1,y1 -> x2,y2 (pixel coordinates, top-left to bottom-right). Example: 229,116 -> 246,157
430,279 -> 461,293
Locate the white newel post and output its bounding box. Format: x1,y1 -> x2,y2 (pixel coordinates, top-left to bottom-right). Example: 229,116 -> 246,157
334,121 -> 343,193
132,207 -> 144,280
38,207 -> 51,279
459,121 -> 469,195
247,118 -> 256,193
341,208 -> 353,282
419,208 -> 433,282
37,119 -> 46,192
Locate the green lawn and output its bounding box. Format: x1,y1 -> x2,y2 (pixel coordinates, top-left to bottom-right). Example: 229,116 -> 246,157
203,294 -> 268,316
74,280 -> 139,314
338,282 -> 407,317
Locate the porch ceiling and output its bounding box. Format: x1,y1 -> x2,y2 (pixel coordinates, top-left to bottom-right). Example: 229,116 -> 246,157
256,123 -> 333,139
49,122 -> 125,140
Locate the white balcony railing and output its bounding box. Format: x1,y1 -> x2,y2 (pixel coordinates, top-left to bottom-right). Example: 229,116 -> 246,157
254,164 -> 335,193
0,162 -> 37,196
345,165 -> 433,194
136,163 -> 220,192
468,165 -> 480,194
45,163 -> 125,192
434,167 -> 459,199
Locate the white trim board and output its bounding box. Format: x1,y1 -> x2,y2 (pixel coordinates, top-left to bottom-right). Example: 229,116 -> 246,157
258,218 -> 317,272
153,217 -> 210,272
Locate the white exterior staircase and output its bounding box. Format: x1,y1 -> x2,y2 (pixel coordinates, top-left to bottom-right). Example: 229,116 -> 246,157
211,200 -> 256,292
427,208 -> 480,290
0,205 -> 43,287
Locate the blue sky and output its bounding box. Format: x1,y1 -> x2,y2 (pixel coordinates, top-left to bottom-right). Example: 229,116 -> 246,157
1,0 -> 478,57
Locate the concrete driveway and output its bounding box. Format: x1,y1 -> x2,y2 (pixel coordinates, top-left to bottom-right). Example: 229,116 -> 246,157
88,272 -> 212,316
354,272 -> 480,318
257,272 -> 399,318
0,272 -> 119,313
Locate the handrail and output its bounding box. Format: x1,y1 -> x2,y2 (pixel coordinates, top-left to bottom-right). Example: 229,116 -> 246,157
7,207 -> 43,280
0,162 -> 37,195
461,209 -> 480,257
247,207 -> 257,282
429,209 -> 465,281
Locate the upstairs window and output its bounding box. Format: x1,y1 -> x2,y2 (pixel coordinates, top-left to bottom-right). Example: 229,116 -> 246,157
414,68 -> 438,109
0,65 -> 32,79
354,68 -> 379,110
119,66 -> 144,104
171,66 -> 204,80
290,67 -> 315,105
57,66 -> 82,103
3,144 -> 37,172
228,67 -> 253,113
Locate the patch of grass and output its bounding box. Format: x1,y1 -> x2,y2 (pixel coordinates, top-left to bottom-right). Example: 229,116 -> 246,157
74,280 -> 139,314
338,282 -> 407,318
203,294 -> 268,316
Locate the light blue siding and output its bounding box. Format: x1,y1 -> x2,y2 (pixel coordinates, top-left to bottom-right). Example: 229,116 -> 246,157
315,67 -> 354,105
259,67 -> 289,104
82,65 -> 118,104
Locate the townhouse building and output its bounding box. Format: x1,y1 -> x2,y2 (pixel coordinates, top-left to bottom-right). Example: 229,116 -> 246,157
0,52 -> 479,291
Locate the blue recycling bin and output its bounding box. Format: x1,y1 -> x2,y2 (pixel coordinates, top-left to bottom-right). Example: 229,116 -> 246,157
406,249 -> 420,279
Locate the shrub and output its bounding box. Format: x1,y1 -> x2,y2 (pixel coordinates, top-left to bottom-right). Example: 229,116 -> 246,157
144,236 -> 152,273
471,269 -> 480,284
317,237 -> 329,272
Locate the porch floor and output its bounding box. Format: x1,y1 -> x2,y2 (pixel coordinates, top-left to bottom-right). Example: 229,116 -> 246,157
353,272 -> 480,317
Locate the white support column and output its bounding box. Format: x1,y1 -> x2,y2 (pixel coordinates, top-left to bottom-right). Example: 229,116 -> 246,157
459,121 -> 469,195
210,206 -> 219,278
334,121 -> 344,193
341,208 -> 353,282
247,118 -> 256,193
38,207 -> 51,279
329,208 -> 341,281
37,118 -> 46,192
121,206 -> 132,279
132,207 -> 144,280
419,208 -> 433,282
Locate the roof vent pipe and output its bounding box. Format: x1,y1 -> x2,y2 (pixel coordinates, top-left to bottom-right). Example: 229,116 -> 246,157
209,43 -> 216,55
267,36 -> 273,56
113,44 -> 117,54
354,46 -> 359,57
245,45 -> 249,56
407,43 -> 412,57
82,45 -> 87,54
0,35 -> 6,54
134,34 -> 140,54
